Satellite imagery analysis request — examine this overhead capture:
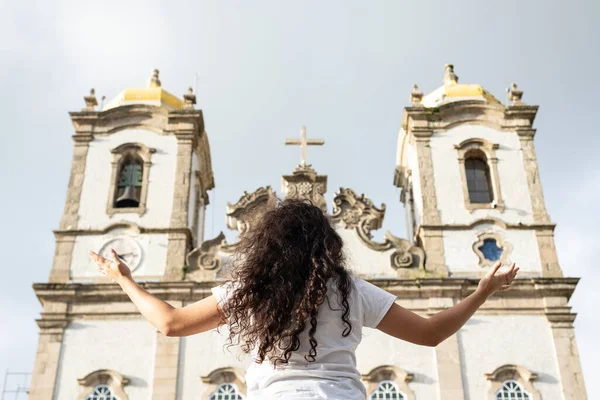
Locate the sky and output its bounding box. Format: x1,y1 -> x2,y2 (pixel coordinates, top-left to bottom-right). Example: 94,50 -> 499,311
1,0 -> 598,397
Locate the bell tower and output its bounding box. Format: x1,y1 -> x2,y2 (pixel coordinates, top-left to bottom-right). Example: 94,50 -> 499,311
30,70 -> 215,400
48,69 -> 215,284
394,64 -> 560,278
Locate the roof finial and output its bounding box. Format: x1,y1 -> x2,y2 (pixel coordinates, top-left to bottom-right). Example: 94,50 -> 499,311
410,84 -> 423,106
82,88 -> 98,111
507,83 -> 524,105
183,87 -> 196,109
443,64 -> 459,85
148,69 -> 161,88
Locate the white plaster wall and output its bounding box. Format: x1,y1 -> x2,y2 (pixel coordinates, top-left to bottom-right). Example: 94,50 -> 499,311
70,227 -> 168,280
54,319 -> 156,400
78,129 -> 178,229
356,328 -> 439,399
177,327 -> 252,400
338,227 -> 398,278
442,224 -> 542,276
458,315 -> 562,400
429,125 -> 533,225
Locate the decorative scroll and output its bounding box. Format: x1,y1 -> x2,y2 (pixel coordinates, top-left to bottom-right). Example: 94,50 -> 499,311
331,188 -> 424,269
186,186 -> 275,274
226,186 -> 276,233
187,232 -> 228,271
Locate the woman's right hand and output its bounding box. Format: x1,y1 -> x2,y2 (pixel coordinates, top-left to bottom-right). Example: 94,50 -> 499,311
477,262 -> 519,298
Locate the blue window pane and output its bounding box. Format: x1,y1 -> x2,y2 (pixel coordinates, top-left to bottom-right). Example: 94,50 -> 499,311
479,239 -> 503,261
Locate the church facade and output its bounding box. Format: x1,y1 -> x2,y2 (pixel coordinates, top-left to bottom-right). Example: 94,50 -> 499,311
28,66 -> 588,399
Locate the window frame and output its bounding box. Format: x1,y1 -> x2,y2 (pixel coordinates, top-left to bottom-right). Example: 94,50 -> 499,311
106,143 -> 155,216
76,369 -> 129,400
201,367 -> 246,400
455,138 -> 504,212
361,365 -> 415,400
494,379 -> 533,400
484,364 -> 541,400
472,230 -> 513,268
84,384 -> 120,400
369,380 -> 406,400
209,382 -> 245,400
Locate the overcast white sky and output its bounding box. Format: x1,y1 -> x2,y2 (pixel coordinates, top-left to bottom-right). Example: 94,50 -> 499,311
1,0 -> 598,397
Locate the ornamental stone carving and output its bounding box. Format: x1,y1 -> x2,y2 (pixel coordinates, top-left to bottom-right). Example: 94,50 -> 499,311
186,186 -> 275,277
282,164 -> 327,211
332,188 -> 424,269
472,229 -> 513,268
187,232 -> 228,271
226,186 -> 276,233
332,188 -> 386,235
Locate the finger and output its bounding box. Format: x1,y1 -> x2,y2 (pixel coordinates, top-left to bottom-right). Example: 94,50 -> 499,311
110,249 -> 121,263
510,267 -> 519,279
487,262 -> 502,277
498,285 -> 511,291
89,251 -> 107,265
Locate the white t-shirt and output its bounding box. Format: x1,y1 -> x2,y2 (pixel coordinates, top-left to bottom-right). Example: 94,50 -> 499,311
211,275 -> 397,399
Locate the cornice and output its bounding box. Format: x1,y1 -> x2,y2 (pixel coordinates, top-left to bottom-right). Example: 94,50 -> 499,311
53,226 -> 193,238
32,277 -> 580,303
418,221 -> 556,232
402,100 -> 539,134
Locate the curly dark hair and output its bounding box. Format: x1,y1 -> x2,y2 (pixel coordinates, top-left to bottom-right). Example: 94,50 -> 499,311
220,198 -> 353,365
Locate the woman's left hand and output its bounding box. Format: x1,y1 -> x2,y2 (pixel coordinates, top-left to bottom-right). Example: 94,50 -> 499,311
89,249 -> 133,285
476,261 -> 519,298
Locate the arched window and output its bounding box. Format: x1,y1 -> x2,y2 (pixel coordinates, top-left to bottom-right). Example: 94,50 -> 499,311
370,380 -> 405,400
85,384 -> 120,400
495,380 -> 532,399
455,138 -> 504,212
209,383 -> 244,400
114,155 -> 143,208
465,155 -> 493,204
485,365 -> 540,400
107,143 -> 155,216
201,368 -> 247,400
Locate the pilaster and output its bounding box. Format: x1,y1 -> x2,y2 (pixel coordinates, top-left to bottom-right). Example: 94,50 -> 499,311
28,319 -> 69,400
164,110 -> 203,281
418,227 -> 448,276
517,130 -> 551,224
48,233 -> 75,283
164,231 -> 189,281
60,135 -> 93,230
151,302 -> 182,400
547,316 -> 588,399
429,297 -> 466,399
535,227 -> 563,278
413,131 -> 441,225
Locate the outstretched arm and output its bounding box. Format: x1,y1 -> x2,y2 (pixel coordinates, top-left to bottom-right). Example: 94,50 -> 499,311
376,262 -> 519,347
90,250 -> 222,337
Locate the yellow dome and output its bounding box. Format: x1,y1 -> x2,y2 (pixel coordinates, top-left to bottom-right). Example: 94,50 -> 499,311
421,64 -> 501,107
103,69 -> 184,111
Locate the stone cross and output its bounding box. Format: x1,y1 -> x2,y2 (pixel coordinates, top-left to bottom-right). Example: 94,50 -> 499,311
284,126 -> 325,167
